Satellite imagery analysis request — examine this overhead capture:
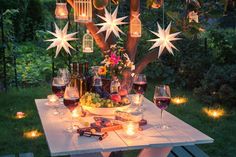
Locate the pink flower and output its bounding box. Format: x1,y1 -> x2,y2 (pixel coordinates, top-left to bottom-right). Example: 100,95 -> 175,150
109,53 -> 121,66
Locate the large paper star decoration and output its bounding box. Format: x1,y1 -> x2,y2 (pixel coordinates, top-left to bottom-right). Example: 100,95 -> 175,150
148,22 -> 181,58
188,11 -> 199,23
96,6 -> 128,41
46,22 -> 78,58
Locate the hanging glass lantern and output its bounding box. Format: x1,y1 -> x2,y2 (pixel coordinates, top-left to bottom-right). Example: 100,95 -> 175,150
93,0 -> 108,10
151,0 -> 164,9
83,30 -> 94,53
130,14 -> 142,37
55,2 -> 68,19
74,0 -> 92,23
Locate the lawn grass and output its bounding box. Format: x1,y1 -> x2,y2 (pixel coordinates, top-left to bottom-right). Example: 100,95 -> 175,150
0,84 -> 235,157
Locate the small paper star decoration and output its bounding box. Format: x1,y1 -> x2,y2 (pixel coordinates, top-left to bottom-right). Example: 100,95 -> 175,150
46,22 -> 78,58
148,22 -> 181,58
96,6 -> 128,41
188,11 -> 199,23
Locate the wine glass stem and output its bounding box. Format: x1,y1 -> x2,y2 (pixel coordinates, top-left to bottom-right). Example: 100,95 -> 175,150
161,109 -> 164,127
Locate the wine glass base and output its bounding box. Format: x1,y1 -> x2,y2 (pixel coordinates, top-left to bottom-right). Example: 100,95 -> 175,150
155,124 -> 170,130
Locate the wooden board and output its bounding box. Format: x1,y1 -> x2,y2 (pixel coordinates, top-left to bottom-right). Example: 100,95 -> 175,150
35,97 -> 213,156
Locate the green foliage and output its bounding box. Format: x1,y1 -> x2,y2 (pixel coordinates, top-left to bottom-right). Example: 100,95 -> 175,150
194,65 -> 236,107
16,42 -> 52,86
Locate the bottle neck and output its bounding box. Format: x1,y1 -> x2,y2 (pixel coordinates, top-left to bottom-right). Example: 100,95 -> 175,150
84,62 -> 89,74
72,62 -> 78,75
79,64 -> 83,76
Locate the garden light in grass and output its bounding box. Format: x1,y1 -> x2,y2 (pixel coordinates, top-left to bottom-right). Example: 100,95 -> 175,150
171,97 -> 188,105
15,112 -> 26,119
55,2 -> 68,19
24,130 -> 42,139
203,108 -> 225,119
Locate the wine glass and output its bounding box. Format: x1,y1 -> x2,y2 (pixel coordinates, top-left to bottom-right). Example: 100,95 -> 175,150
153,85 -> 171,129
52,77 -> 66,98
58,68 -> 70,85
133,74 -> 147,95
63,86 -> 80,133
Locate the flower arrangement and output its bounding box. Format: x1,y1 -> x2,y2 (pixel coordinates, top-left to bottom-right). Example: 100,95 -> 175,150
99,44 -> 135,77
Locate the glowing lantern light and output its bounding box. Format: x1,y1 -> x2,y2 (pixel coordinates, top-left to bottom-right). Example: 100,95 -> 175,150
15,112 -> 26,119
171,97 -> 188,105
74,0 -> 92,23
151,0 -> 164,9
123,121 -> 139,138
83,30 -> 94,53
55,2 -> 68,19
203,107 -> 225,119
24,130 -> 42,139
93,0 -> 108,10
130,14 -> 142,37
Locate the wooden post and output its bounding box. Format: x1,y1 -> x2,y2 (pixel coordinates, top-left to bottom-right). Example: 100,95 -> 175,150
1,10 -> 7,91
51,22 -> 55,77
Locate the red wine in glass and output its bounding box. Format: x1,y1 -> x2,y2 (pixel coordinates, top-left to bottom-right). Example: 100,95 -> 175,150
52,84 -> 66,98
154,96 -> 171,110
133,82 -> 147,95
63,97 -> 79,112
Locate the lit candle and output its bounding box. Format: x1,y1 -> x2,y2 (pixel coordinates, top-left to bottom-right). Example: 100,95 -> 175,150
47,94 -> 59,106
203,107 -> 225,119
16,112 -> 26,119
123,121 -> 139,138
171,97 -> 188,105
71,108 -> 80,118
24,130 -> 42,139
132,94 -> 143,106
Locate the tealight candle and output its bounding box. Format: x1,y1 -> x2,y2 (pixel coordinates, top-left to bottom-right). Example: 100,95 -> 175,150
132,94 -> 143,106
123,121 -> 139,138
47,94 -> 59,106
23,130 -> 42,139
71,108 -> 80,118
16,112 -> 26,119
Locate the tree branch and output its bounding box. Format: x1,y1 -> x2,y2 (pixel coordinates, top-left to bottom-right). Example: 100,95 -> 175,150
126,0 -> 141,61
134,49 -> 161,74
67,0 -> 109,53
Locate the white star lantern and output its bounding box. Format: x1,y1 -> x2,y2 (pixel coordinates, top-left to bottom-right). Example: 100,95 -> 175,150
148,22 -> 181,58
188,11 -> 199,23
96,6 -> 128,41
46,23 -> 78,58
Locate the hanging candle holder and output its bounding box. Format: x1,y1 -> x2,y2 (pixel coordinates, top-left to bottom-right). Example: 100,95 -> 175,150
93,0 -> 108,10
83,30 -> 94,53
130,14 -> 142,37
151,0 -> 164,9
74,0 -> 93,23
55,1 -> 68,19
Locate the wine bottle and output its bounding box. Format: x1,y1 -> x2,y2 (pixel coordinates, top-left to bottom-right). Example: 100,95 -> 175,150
78,63 -> 87,98
84,62 -> 92,91
69,62 -> 79,90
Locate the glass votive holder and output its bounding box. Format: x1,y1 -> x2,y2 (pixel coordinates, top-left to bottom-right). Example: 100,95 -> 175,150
132,94 -> 143,110
47,94 -> 59,106
123,121 -> 139,138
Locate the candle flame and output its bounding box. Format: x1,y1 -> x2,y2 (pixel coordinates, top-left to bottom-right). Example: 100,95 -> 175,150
203,107 -> 225,118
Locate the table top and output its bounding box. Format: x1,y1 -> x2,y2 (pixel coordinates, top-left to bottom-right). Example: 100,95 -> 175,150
35,97 -> 213,156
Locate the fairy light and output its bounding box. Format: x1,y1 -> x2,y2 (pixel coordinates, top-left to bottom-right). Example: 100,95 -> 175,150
171,97 -> 188,105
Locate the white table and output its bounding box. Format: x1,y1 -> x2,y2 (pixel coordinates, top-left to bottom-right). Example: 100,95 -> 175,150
35,97 -> 213,157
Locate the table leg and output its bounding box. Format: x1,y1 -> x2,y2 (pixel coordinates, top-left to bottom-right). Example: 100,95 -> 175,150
138,147 -> 172,157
